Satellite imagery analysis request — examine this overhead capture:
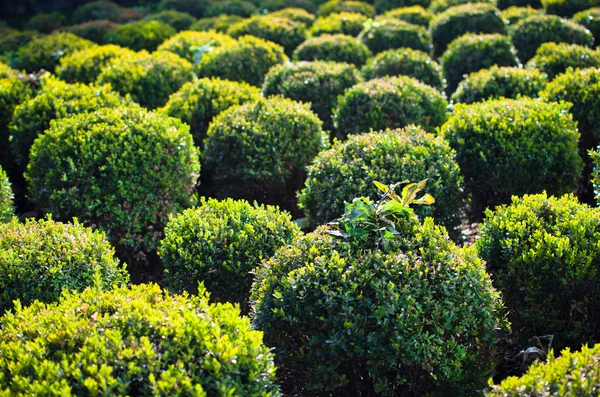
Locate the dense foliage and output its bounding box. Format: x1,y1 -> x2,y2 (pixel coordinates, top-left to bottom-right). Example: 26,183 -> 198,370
56,44 -> 138,84
542,0 -> 599,17
292,33 -> 372,67
0,166 -> 12,223
428,0 -> 495,14
144,10 -> 196,31
204,0 -> 258,17
227,15 -> 309,55
502,5 -> 543,27
526,41 -> 600,79
382,5 -> 432,26
317,0 -> 376,17
104,20 -> 176,51
24,12 -> 66,34
268,7 -> 316,26
572,7 -> 600,44
156,30 -> 236,63
64,20 -> 121,44
0,76 -> 33,172
72,0 -> 122,23
191,14 -> 244,32
359,18 -> 432,54
310,11 -> 368,36
158,0 -> 211,18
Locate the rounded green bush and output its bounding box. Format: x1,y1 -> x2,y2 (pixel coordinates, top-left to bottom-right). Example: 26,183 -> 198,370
64,20 -> 121,44
259,0 -> 317,13
159,197 -> 301,308
160,77 -> 261,148
262,60 -> 363,130
9,76 -> 127,168
72,0 -> 122,23
26,106 -> 200,262
299,126 -> 463,231
487,344 -> 600,396
477,192 -> 600,348
0,166 -> 13,223
191,14 -> 244,32
11,32 -> 96,73
0,62 -> 17,79
227,15 -> 309,55
428,0 -> 495,14
144,10 -> 196,31
198,35 -> 287,86
511,14 -> 594,62
334,75 -> 448,139
0,76 -> 33,172
572,7 -> 600,45
497,0 -> 542,9
292,33 -> 372,67
361,47 -> 444,90
0,216 -> 129,315
543,0 -> 599,17
268,8 -> 316,26
104,20 -> 176,51
317,0 -> 376,17
156,30 -> 236,63
202,97 -> 328,209
55,44 -> 138,84
0,31 -> 40,59
440,33 -> 519,95
440,98 -> 583,213
430,4 -> 506,57
24,12 -> 66,34
158,0 -> 211,18
382,6 -> 433,26
502,6 -> 543,30
359,18 -> 432,54
526,42 -> 600,79
205,0 -> 258,17
375,0 -> 432,13
97,50 -> 194,109
451,65 -> 547,103
0,283 -> 281,396
310,12 -> 368,36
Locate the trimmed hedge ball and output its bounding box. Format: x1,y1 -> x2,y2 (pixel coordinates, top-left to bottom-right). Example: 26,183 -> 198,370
572,7 -> 600,45
24,12 -> 66,34
526,42 -> 600,80
293,34 -> 372,67
0,216 -> 128,315
0,283 -> 281,396
202,97 -> 328,210
451,65 -> 547,103
430,3 -> 506,57
160,77 -> 261,148
64,20 -> 121,44
262,60 -> 363,130
334,75 -> 448,139
477,192 -> 600,348
361,47 -> 444,91
97,50 -> 194,109
382,6 -> 433,26
204,0 -> 258,17
191,15 -> 244,32
0,77 -> 33,171
72,0 -> 121,23
259,0 -> 318,13
144,10 -> 196,31
502,6 -> 543,30
26,106 -> 200,262
159,197 -> 301,307
317,0 -> 376,17
158,0 -> 211,18
268,8 -> 316,26
0,166 -> 13,223
543,0 -> 599,17
298,126 -> 463,231
310,12 -> 368,37
358,18 -> 432,54
197,35 -> 287,86
104,20 -> 176,51
156,30 -> 236,63
376,0 -> 432,13
227,15 -> 309,55
440,33 -> 519,95
511,14 -> 594,62
440,98 -> 583,213
428,0 -> 495,14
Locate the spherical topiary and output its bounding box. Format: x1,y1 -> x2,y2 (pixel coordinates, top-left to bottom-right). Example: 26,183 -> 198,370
0,283 -> 281,396
156,30 -> 236,63
487,344 -> 600,396
197,35 -> 287,86
298,126 -> 463,231
104,20 -> 176,51
382,6 -> 433,26
259,0 -> 317,13
191,14 -> 244,32
24,12 -> 66,34
11,32 -> 96,73
268,8 -> 316,26
292,33 -> 372,67
0,31 -> 39,59
26,106 -> 200,263
72,0 -> 121,23
502,6 -> 543,30
55,44 -> 138,84
572,7 -> 600,45
440,98 -> 582,213
451,65 -> 547,103
334,75 -> 448,139
361,47 -> 445,91
158,0 -> 211,18
430,4 -> 506,57
64,20 -> 121,44
227,15 -> 309,55
477,192 -> 600,348
317,0 -> 376,17
205,0 -> 258,17
440,33 -> 519,95
497,0 -> 542,9
97,50 -> 194,109
543,0 -> 600,17
262,61 -> 363,130
526,42 -> 600,80
0,166 -> 13,223
511,14 -> 594,62
375,0 -> 432,13
0,77 -> 33,172
428,0 -> 495,14
310,12 -> 368,36
159,198 -> 301,308
160,77 -> 261,148
0,216 -> 129,315
144,10 -> 196,31
9,76 -> 127,168
202,97 -> 328,210
358,18 -> 432,54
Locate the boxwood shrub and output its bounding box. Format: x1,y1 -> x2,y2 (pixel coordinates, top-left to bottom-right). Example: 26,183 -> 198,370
158,0 -> 211,18
502,6 -> 543,30
24,12 -> 66,34
0,216 -> 128,315
160,77 -> 261,148
259,0 -> 317,13
262,60 -> 363,130
156,30 -> 236,63
293,33 -> 372,67
268,8 -> 316,26
0,283 -> 281,396
430,4 -> 506,57
361,47 -> 444,91
0,31 -> 39,60
0,166 -> 13,222
572,7 -> 600,44
159,197 -> 301,308
440,98 -> 582,213
202,97 -> 328,210
298,126 -> 463,231
197,35 -> 287,86
310,12 -> 368,36
477,192 -> 600,348
497,0 -> 543,9
104,20 -> 176,51
376,0 -> 432,13
317,0 -> 376,17
97,50 -> 194,109
0,62 -> 16,79
440,33 -> 519,95
227,15 -> 309,55
191,14 -> 244,32
204,0 -> 258,17
72,0 -> 122,23
543,0 -> 600,17
64,20 -> 121,44
382,6 -> 433,26
334,75 -> 448,139
0,76 -> 33,172
511,14 -> 594,62
358,18 -> 432,54
26,106 -> 200,263
526,42 -> 600,79
451,65 -> 547,103
428,0 -> 495,15
144,10 -> 196,31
